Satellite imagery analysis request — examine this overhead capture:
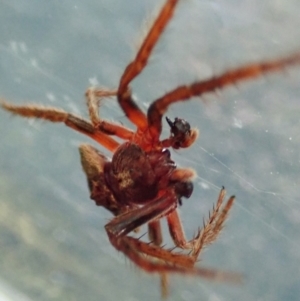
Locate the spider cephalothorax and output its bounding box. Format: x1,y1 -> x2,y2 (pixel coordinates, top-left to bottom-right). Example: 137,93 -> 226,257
2,0 -> 300,298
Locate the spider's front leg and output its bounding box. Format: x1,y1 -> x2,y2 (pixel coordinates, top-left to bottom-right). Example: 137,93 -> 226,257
147,52 -> 300,144
116,0 -> 180,130
118,0 -> 179,93
106,189 -> 177,239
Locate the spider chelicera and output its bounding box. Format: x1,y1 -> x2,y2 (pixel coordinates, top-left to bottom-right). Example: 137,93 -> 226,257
2,0 -> 300,297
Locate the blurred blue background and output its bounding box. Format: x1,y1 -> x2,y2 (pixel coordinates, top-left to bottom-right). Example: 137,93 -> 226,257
1,0 -> 300,300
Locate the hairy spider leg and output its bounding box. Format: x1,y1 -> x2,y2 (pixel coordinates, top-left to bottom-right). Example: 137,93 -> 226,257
85,88 -> 135,140
105,188 -> 241,282
160,188 -> 235,264
117,0 -> 180,131
148,52 -> 300,141
192,191 -> 235,260
0,101 -> 119,152
109,235 -> 241,282
147,187 -> 230,298
85,87 -> 118,126
147,219 -> 169,298
149,193 -> 236,289
148,220 -> 163,246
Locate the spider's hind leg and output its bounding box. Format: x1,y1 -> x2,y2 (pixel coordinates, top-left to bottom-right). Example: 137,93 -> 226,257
148,220 -> 169,298
166,187 -> 235,264
191,188 -> 235,260
0,100 -> 119,151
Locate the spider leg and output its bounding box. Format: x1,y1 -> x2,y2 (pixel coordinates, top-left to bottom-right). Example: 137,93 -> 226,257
124,236 -> 241,285
148,220 -> 169,298
117,0 -> 180,129
85,87 -> 118,125
109,235 -> 241,283
166,209 -> 193,249
167,188 -> 235,262
105,189 -> 241,285
119,0 -> 179,93
147,52 -> 300,140
192,189 -> 235,260
0,101 -> 119,151
106,189 -> 178,238
85,88 -> 134,140
148,220 -> 163,246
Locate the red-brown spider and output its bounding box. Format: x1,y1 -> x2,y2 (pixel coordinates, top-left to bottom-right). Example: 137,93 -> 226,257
2,0 -> 300,298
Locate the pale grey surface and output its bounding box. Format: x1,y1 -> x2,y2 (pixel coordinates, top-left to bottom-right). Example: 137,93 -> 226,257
1,0 -> 300,300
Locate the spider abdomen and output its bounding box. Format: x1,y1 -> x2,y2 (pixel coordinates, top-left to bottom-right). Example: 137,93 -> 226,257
105,142 -> 181,205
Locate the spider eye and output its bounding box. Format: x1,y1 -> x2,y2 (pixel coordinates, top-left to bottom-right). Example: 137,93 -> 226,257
166,116 -> 191,149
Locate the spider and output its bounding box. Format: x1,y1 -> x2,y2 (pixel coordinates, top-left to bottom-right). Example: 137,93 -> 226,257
1,0 -> 300,298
